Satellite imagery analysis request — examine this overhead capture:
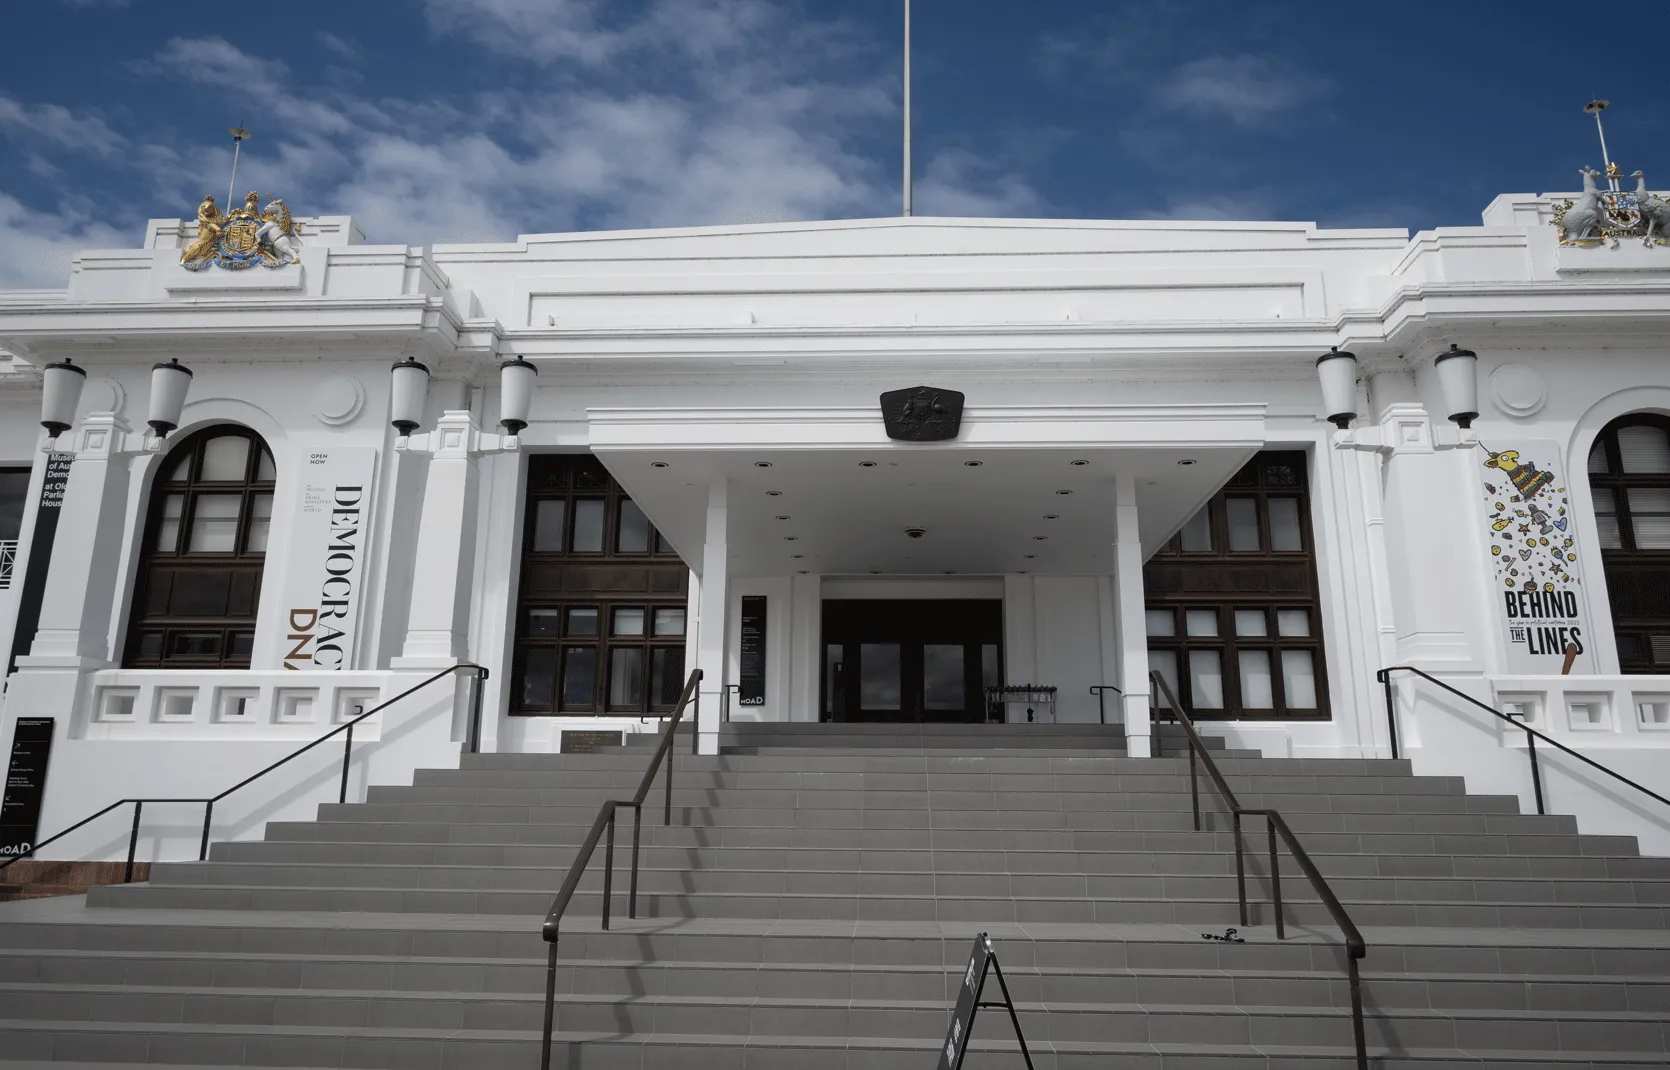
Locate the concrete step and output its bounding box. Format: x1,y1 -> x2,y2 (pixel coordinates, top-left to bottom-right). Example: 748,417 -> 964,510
459,753 -> 1416,776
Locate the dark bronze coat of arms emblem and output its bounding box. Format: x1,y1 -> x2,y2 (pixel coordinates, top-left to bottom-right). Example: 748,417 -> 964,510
881,385 -> 965,442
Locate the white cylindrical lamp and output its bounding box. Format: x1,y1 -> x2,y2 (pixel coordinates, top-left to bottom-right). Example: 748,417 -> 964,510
1315,347 -> 1359,429
147,358 -> 194,439
1434,344 -> 1479,428
498,357 -> 537,437
40,358 -> 87,442
389,357 -> 431,438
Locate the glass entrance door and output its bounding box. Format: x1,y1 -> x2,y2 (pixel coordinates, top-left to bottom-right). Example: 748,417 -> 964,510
822,600 -> 1002,723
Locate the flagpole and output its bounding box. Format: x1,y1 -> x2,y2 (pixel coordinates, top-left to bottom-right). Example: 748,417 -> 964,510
226,123 -> 252,211
902,0 -> 912,217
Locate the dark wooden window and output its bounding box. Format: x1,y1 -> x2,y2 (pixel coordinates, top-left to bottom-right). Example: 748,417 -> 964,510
1587,414 -> 1670,672
0,467 -> 27,591
1144,450 -> 1328,719
124,427 -> 275,668
513,455 -> 689,715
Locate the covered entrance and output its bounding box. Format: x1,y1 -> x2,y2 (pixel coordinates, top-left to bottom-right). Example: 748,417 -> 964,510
821,599 -> 1002,722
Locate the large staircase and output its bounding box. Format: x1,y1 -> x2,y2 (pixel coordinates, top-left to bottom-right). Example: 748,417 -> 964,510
1,723 -> 1668,1068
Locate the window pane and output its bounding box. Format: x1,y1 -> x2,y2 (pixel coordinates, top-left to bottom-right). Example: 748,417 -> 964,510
1179,506 -> 1212,551
188,495 -> 242,552
1594,490 -> 1623,550
200,436 -> 250,481
1276,609 -> 1311,637
608,647 -> 645,708
1588,439 -> 1610,475
1234,609 -> 1267,636
169,632 -> 222,657
527,609 -> 561,636
256,448 -> 276,481
1148,649 -> 1179,705
228,632 -> 254,658
923,644 -> 965,710
1185,609 -> 1218,637
617,499 -> 651,552
650,646 -> 686,705
1628,489 -> 1670,549
560,647 -> 597,709
825,644 -> 843,717
1239,650 -> 1274,709
156,493 -> 185,552
653,607 -> 686,636
1145,609 -> 1175,637
1188,649 -> 1224,708
860,643 -> 901,710
1281,649 -> 1318,708
1617,425 -> 1670,474
613,607 -> 645,636
1226,498 -> 1260,551
0,471 -> 27,543
566,608 -> 599,636
163,452 -> 190,483
1268,498 -> 1302,551
655,529 -> 675,554
245,493 -> 273,553
572,499 -> 605,551
136,631 -> 164,658
522,648 -> 555,708
533,500 -> 566,551
981,644 -> 1000,689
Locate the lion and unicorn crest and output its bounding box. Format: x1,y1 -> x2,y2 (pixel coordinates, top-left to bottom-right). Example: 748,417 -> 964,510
179,190 -> 302,271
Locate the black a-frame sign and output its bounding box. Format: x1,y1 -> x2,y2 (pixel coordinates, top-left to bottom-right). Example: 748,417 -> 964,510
936,933 -> 1034,1070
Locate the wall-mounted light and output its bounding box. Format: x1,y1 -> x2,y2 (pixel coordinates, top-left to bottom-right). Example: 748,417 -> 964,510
1315,347 -> 1359,429
389,357 -> 431,440
147,358 -> 194,441
1434,344 -> 1479,428
39,358 -> 86,448
498,357 -> 537,439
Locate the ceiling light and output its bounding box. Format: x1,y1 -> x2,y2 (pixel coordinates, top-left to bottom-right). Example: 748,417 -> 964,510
651,461 -> 669,468
791,554 -> 804,559
775,515 -> 791,520
859,461 -> 877,468
1032,535 -> 1048,541
1178,459 -> 1196,466
754,461 -> 773,468
1070,459 -> 1088,466
942,570 -> 956,575
767,490 -> 783,496
1055,489 -> 1072,496
1044,514 -> 1059,520
784,536 -> 798,541
964,460 -> 982,467
1024,554 -> 1036,559
868,570 -> 881,575
797,570 -> 809,574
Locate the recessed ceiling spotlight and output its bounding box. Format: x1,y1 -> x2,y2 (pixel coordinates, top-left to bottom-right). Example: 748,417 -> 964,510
942,570 -> 956,575
1024,554 -> 1036,559
766,490 -> 783,497
754,461 -> 773,468
1178,459 -> 1196,466
650,461 -> 669,468
963,460 -> 983,467
784,536 -> 799,541
1032,535 -> 1048,541
1044,514 -> 1059,520
1055,489 -> 1073,496
1018,570 -> 1028,574
791,554 -> 804,559
868,570 -> 882,575
775,515 -> 791,520
1070,459 -> 1089,466
797,570 -> 809,574
859,461 -> 878,468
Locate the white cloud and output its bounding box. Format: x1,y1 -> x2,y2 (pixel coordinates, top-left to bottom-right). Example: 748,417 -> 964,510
0,191 -> 130,289
1160,54 -> 1324,127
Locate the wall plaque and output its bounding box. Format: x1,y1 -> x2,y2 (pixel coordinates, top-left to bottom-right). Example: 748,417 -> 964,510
6,452 -> 72,675
0,718 -> 54,857
1479,440 -> 1595,673
881,385 -> 965,442
560,730 -> 623,754
739,595 -> 767,706
280,447 -> 378,670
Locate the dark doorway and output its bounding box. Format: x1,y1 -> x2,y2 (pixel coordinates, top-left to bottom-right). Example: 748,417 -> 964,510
821,600 -> 1002,723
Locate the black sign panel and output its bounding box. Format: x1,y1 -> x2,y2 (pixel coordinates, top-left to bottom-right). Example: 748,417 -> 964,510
0,718 -> 54,857
881,385 -> 965,442
739,595 -> 767,706
938,934 -> 993,1070
7,452 -> 72,675
560,730 -> 623,754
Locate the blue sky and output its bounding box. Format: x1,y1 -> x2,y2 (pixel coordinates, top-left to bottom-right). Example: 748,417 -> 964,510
3,0 -> 1668,288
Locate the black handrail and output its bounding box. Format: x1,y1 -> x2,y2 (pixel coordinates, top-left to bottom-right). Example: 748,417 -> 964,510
1089,683 -> 1122,725
0,663 -> 488,882
539,668 -> 702,1070
1150,671 -> 1368,1070
1377,665 -> 1670,819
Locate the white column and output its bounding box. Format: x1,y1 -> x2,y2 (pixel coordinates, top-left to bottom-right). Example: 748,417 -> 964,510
789,571 -> 821,722
391,411 -> 480,669
1113,475 -> 1152,757
21,414 -> 134,666
694,479 -> 729,754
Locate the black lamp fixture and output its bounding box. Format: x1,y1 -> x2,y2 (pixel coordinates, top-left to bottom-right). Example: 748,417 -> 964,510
498,357 -> 537,437
1434,344 -> 1479,428
388,357 -> 431,439
39,357 -> 87,445
1315,347 -> 1359,429
147,358 -> 194,440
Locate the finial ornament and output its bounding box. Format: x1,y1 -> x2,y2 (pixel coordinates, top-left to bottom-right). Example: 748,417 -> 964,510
1553,100 -> 1669,248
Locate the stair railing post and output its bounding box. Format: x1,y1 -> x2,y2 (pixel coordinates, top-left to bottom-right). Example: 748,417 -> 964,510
1378,668 -> 1400,760
1232,810 -> 1248,928
1525,723 -> 1546,816
602,805 -> 616,931
339,723 -> 355,805
1267,817 -> 1284,939
466,666 -> 486,755
540,939 -> 559,1070
199,800 -> 214,861
691,686 -> 701,756
1348,953 -> 1368,1070
629,803 -> 642,919
124,800 -> 142,883
1188,743 -> 1200,832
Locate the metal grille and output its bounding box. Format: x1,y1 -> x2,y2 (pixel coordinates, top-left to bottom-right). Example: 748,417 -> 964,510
0,539 -> 15,590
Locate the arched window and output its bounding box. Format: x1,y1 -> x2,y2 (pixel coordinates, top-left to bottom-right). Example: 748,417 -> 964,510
124,427 -> 276,669
1588,414 -> 1670,673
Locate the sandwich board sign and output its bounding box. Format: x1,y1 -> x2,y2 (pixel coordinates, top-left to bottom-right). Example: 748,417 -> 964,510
936,933 -> 1033,1070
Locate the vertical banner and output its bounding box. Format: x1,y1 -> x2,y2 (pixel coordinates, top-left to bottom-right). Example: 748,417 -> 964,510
0,718 -> 55,856
6,452 -> 72,675
738,595 -> 767,706
1479,440 -> 1594,673
281,447 -> 378,670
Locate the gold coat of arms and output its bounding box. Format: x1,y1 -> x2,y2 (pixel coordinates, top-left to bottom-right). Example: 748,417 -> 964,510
180,191 -> 302,270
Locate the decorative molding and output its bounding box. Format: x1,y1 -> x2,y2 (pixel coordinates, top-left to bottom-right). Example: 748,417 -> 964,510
1488,363 -> 1547,418
311,375 -> 365,426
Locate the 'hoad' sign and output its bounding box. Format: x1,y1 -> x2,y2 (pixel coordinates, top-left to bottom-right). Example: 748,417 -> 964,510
283,448 -> 377,670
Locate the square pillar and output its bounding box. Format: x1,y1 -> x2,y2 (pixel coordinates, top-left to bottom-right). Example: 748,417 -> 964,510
694,479 -> 729,755
391,411 -> 480,669
1113,475 -> 1152,757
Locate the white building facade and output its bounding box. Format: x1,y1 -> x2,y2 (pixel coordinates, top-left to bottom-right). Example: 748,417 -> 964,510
2,189 -> 1669,864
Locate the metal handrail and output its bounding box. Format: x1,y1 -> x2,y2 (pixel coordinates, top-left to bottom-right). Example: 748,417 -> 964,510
1089,683 -> 1122,725
539,668 -> 702,1070
1377,665 -> 1670,819
0,663 -> 488,881
1150,671 -> 1368,1070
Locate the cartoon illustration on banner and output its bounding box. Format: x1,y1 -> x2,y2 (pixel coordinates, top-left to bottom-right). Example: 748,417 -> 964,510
1481,441 -> 1593,672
